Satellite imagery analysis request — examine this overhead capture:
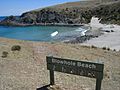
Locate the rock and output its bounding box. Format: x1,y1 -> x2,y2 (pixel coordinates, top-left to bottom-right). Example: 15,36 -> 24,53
64,35 -> 97,44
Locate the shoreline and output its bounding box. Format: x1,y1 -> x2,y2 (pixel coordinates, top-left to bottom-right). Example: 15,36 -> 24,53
81,17 -> 120,51
63,27 -> 103,43
63,17 -> 120,51
0,22 -> 84,27
0,36 -> 120,90
0,23 -> 120,89
0,17 -> 120,51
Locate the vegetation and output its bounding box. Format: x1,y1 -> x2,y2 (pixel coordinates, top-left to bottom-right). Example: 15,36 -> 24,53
11,45 -> 21,51
102,47 -> 112,51
91,45 -> 97,49
1,51 -> 8,58
113,49 -> 116,51
102,47 -> 107,50
0,0 -> 120,25
107,47 -> 110,51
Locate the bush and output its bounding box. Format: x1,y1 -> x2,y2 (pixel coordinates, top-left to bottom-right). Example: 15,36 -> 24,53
111,30 -> 114,32
102,47 -> 107,50
11,45 -> 21,51
107,47 -> 110,51
91,45 -> 97,49
113,49 -> 116,51
2,51 -> 8,58
81,45 -> 90,48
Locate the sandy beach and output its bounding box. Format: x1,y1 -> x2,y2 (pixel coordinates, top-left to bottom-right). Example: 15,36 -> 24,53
82,17 -> 120,51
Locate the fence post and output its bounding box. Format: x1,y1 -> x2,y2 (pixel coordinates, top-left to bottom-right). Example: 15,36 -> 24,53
48,56 -> 55,85
96,78 -> 102,90
50,70 -> 55,85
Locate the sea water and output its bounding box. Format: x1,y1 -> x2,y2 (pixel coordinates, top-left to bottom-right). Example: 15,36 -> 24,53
0,17 -> 85,42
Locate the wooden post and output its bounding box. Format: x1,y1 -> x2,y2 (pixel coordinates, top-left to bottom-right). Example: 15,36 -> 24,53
46,56 -> 55,85
50,70 -> 55,85
96,78 -> 102,90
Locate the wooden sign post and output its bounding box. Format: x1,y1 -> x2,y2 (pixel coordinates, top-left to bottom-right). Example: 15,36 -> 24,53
46,56 -> 104,90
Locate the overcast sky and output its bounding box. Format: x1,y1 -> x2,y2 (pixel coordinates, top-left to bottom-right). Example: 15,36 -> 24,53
0,0 -> 80,16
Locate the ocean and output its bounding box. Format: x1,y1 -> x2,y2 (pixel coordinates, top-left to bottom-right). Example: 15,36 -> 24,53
0,16 -> 85,42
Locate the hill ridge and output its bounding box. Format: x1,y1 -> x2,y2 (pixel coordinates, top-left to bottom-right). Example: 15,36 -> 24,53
0,0 -> 120,26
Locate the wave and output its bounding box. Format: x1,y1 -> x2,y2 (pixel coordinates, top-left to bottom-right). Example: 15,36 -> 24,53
75,28 -> 84,32
75,27 -> 88,36
51,31 -> 59,37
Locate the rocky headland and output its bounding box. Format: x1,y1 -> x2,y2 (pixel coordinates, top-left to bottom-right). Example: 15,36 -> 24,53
0,0 -> 120,26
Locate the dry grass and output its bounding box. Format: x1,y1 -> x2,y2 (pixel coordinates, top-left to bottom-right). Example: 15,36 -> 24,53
0,38 -> 120,90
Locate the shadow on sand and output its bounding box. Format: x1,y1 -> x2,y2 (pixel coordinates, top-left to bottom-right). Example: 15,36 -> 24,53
36,84 -> 50,90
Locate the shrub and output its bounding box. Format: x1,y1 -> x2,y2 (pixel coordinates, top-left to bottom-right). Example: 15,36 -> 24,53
91,45 -> 97,49
11,45 -> 21,51
113,49 -> 116,51
81,45 -> 90,48
111,30 -> 114,32
107,47 -> 110,51
102,47 -> 107,50
2,51 -> 8,58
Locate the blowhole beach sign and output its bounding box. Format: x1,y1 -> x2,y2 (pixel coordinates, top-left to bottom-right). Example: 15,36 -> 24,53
46,56 -> 104,90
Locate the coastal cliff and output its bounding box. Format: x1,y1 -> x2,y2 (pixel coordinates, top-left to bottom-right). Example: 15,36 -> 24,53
0,0 -> 120,26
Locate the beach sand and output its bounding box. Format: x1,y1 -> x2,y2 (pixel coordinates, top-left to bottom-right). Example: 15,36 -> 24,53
82,17 -> 120,51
